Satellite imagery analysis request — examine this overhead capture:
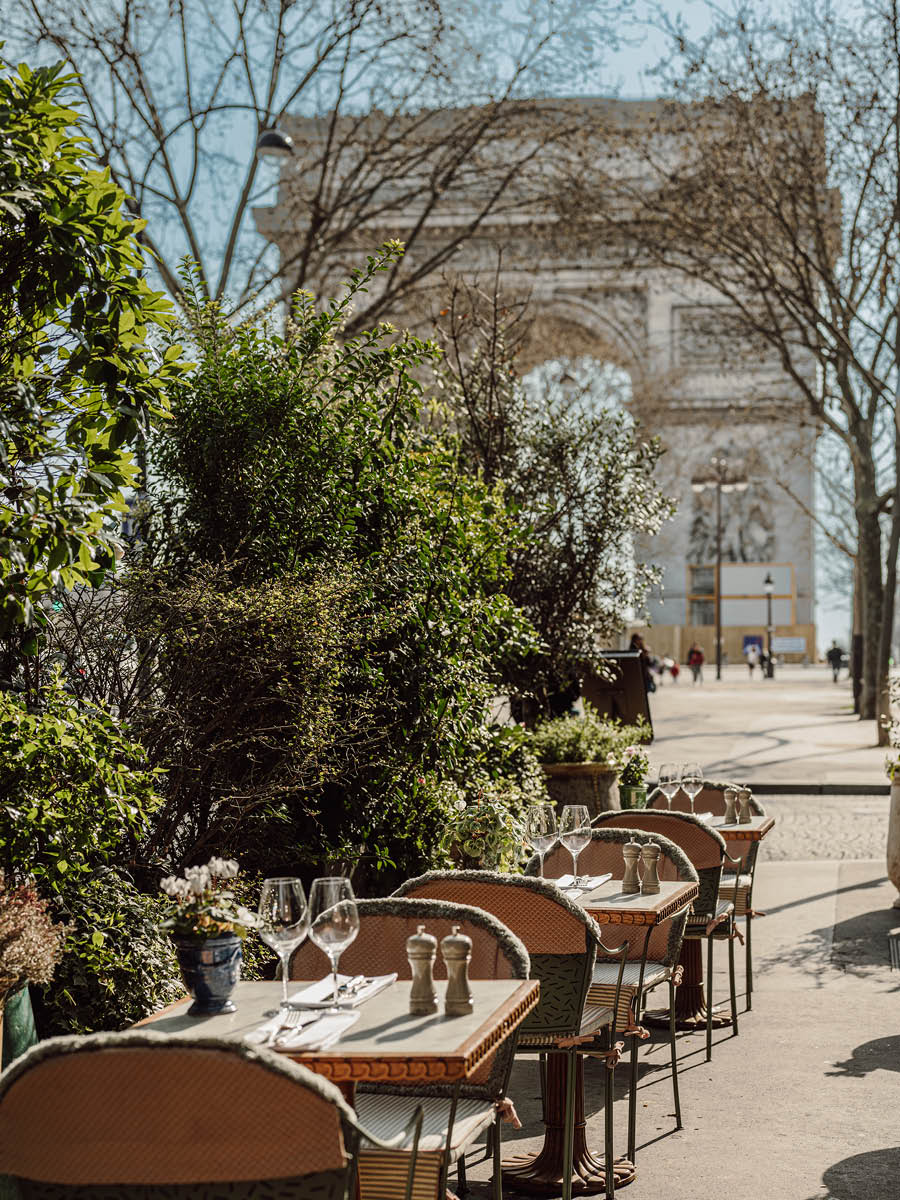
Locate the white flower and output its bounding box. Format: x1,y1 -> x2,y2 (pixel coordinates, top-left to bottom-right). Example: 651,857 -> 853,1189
606,752 -> 618,767
625,745 -> 640,758
455,799 -> 467,812
160,875 -> 186,898
185,864 -> 211,895
207,857 -> 239,879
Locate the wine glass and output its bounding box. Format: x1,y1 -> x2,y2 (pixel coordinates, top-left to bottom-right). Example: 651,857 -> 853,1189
680,762 -> 703,813
559,804 -> 592,887
525,803 -> 558,877
308,877 -> 360,1011
658,763 -> 680,809
257,877 -> 309,1009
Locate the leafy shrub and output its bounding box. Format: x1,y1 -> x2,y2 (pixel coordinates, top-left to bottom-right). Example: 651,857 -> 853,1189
529,703 -> 650,767
33,869 -> 182,1036
0,671 -> 163,892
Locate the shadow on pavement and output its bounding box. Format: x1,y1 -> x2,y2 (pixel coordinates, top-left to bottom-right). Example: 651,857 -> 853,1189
815,1147 -> 900,1199
831,906 -> 900,972
827,1034 -> 900,1077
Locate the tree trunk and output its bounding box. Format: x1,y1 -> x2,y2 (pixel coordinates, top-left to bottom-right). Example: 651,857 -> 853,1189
851,556 -> 863,714
857,504 -> 884,720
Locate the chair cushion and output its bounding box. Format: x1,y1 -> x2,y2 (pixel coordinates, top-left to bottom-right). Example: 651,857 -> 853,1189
517,1001 -> 613,1048
719,873 -> 752,916
588,961 -> 670,1027
685,898 -> 734,932
356,1093 -> 495,1158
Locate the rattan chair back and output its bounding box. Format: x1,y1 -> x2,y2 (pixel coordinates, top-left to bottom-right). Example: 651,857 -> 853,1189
532,829 -> 697,967
0,1032 -> 356,1196
593,810 -> 726,918
394,872 -> 601,1039
289,896 -> 529,983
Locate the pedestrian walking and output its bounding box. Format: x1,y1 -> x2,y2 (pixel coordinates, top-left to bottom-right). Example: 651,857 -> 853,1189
826,639 -> 844,683
630,632 -> 656,695
745,642 -> 761,678
687,642 -> 704,684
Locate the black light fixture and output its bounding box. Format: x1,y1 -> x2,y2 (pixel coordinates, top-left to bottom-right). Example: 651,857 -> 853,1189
764,572 -> 775,678
256,128 -> 294,159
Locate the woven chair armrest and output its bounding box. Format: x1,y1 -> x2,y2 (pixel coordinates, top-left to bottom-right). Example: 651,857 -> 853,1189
589,933 -> 630,1035
724,851 -> 742,866
356,1102 -> 425,1200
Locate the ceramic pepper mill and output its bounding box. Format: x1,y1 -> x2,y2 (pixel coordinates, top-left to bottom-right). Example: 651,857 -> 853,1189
640,842 -> 661,894
621,841 -> 642,894
406,924 -> 438,1015
724,787 -> 739,824
441,924 -> 474,1016
738,786 -> 753,824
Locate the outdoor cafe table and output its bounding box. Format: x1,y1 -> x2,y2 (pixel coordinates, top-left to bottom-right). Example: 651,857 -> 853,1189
502,879 -> 699,1197
139,978 -> 539,1102
647,811 -> 776,1031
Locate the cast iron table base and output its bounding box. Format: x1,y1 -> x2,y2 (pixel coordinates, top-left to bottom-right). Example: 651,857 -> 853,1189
501,1052 -> 635,1195
644,938 -> 732,1031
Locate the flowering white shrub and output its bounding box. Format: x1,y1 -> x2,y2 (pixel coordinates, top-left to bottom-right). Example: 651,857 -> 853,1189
160,858 -> 258,940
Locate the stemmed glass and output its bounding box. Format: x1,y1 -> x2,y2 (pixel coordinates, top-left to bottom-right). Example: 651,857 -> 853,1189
658,763 -> 680,809
525,803 -> 557,877
308,877 -> 360,1012
680,762 -> 703,813
257,877 -> 310,1009
559,804 -> 591,887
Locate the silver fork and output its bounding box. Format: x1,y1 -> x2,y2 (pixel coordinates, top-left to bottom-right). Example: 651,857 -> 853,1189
266,1008 -> 320,1046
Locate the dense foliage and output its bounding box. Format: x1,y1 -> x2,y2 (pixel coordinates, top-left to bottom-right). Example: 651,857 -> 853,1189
435,281 -> 674,712
140,251 -> 535,887
0,672 -> 163,892
0,60 -> 183,638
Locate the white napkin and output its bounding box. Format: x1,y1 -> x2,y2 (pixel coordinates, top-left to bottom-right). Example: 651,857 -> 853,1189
287,973 -> 397,1009
694,812 -> 714,824
246,1009 -> 360,1052
554,872 -> 612,891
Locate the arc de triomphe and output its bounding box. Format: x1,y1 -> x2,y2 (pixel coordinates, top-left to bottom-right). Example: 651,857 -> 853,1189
256,100 -> 816,664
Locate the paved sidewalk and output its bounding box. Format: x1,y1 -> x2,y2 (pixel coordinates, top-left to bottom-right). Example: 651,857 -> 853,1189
470,858 -> 900,1199
645,665 -> 887,788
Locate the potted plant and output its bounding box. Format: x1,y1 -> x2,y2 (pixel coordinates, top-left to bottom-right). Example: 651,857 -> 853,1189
160,858 -> 260,1016
0,873 -> 66,1063
440,785 -> 526,871
529,704 -> 651,818
618,744 -> 651,809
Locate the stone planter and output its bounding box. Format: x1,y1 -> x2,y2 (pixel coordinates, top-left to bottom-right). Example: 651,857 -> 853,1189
542,763 -> 620,819
619,784 -> 648,810
1,984 -> 38,1069
173,934 -> 242,1016
887,780 -> 900,908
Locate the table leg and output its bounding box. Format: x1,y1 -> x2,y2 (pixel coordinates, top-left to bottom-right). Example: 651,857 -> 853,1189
501,1052 -> 635,1195
645,938 -> 732,1031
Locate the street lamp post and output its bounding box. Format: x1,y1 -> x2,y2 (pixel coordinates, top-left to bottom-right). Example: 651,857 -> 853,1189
692,455 -> 749,681
764,571 -> 775,678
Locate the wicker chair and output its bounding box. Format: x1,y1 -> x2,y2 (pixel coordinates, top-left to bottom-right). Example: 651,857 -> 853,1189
593,810 -> 740,1061
530,829 -> 697,1162
648,780 -> 766,1009
289,896 -> 530,1200
0,1030 -> 424,1200
394,871 -> 626,1200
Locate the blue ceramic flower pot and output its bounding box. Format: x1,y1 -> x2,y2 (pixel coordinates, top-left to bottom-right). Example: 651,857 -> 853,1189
173,934 -> 242,1016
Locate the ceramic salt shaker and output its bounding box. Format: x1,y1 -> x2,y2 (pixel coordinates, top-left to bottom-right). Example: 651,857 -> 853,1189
440,924 -> 474,1016
621,841 -> 642,894
640,842 -> 661,894
724,787 -> 739,824
406,924 -> 438,1015
738,786 -> 753,824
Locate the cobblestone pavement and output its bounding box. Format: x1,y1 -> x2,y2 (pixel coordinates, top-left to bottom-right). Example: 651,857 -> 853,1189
757,792 -> 888,860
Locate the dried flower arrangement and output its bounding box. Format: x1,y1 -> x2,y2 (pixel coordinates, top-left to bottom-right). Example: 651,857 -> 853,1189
0,873 -> 66,1008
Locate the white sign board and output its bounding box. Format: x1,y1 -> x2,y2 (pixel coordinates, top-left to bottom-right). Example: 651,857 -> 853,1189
772,636 -> 806,654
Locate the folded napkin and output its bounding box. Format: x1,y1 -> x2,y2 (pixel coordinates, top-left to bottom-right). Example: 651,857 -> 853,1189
554,872 -> 612,891
246,1009 -> 360,1052
287,973 -> 397,1010
694,812 -> 714,824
